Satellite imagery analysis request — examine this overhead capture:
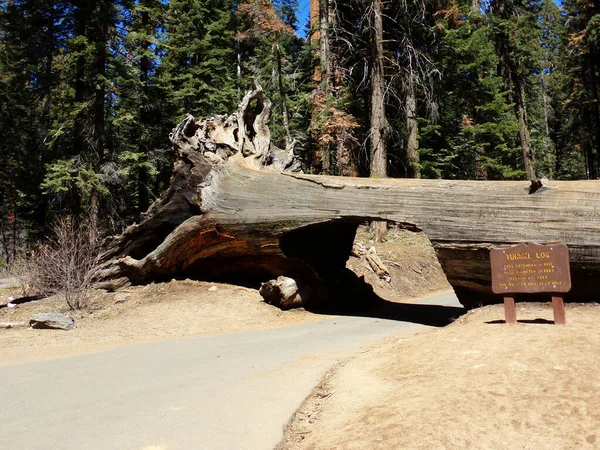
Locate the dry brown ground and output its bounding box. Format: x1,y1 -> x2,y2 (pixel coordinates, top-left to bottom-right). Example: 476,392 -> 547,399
3,229 -> 599,449
278,302 -> 600,450
0,280 -> 323,366
0,228 -> 449,367
348,227 -> 451,301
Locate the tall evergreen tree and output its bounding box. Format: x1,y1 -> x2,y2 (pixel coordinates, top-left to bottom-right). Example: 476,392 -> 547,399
487,0 -> 540,180
0,0 -> 69,253
159,0 -> 238,119
563,0 -> 600,178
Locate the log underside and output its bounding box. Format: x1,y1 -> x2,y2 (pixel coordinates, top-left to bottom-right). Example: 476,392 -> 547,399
92,89 -> 600,309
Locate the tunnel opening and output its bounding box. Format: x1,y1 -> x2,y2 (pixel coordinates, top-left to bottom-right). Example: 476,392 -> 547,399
276,219 -> 463,326
279,219 -> 361,283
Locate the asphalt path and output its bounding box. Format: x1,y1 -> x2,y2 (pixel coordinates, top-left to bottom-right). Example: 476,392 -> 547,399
0,292 -> 463,450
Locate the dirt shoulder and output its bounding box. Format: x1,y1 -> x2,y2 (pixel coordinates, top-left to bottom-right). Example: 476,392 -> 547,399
0,228 -> 451,367
0,280 -> 324,366
279,302 -> 600,450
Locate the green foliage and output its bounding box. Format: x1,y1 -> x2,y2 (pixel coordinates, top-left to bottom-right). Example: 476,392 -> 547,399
160,0 -> 238,119
1,0 -> 599,257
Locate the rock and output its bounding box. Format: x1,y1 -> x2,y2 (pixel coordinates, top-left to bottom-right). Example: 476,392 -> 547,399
208,286 -> 218,292
114,293 -> 131,303
259,276 -> 310,310
29,312 -> 76,331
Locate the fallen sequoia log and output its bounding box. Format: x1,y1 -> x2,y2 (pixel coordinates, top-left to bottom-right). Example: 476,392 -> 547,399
91,85 -> 600,308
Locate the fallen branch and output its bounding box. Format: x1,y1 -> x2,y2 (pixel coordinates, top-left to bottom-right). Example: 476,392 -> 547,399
366,249 -> 391,282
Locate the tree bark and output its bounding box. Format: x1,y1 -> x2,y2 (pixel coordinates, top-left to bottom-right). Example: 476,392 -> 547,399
72,0 -> 88,218
369,0 -> 387,179
90,87 -> 600,311
313,0 -> 333,175
406,74 -> 420,179
138,2 -> 151,216
93,7 -> 107,164
369,0 -> 388,241
318,0 -> 330,95
275,43 -> 292,149
516,82 -> 535,180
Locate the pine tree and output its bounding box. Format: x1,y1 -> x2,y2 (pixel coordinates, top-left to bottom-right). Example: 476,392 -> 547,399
237,0 -> 296,148
563,0 -> 600,178
111,0 -> 170,220
160,0 -> 238,120
487,0 -> 541,180
308,0 -> 362,176
0,0 -> 69,252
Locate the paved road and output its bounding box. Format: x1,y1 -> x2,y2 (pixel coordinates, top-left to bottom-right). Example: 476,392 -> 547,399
0,292 -> 463,450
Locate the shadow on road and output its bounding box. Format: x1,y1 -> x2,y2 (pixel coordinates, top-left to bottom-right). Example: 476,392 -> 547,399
320,299 -> 467,327
311,298 -> 466,327
303,269 -> 466,327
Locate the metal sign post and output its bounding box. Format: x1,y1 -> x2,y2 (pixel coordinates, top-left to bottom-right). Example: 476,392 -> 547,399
490,243 -> 571,325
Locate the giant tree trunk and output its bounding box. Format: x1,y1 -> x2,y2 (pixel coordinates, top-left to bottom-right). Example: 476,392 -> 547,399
369,0 -> 387,179
369,0 -> 388,241
406,74 -> 420,179
92,86 -> 600,309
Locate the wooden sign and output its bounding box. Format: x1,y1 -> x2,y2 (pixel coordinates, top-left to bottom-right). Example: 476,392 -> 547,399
490,243 -> 571,294
490,243 -> 571,325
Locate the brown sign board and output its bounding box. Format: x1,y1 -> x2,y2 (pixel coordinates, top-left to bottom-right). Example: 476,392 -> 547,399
490,243 -> 571,295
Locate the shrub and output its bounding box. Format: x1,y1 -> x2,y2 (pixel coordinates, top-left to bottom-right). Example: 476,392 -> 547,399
9,217 -> 100,310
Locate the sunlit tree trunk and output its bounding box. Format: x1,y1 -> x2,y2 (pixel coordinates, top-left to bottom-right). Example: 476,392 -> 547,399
370,0 -> 388,241
406,73 -> 420,178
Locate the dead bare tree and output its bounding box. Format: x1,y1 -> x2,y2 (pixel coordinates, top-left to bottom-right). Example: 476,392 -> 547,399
9,217 -> 100,310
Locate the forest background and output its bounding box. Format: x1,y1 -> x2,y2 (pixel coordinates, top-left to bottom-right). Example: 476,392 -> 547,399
1,0 -> 599,262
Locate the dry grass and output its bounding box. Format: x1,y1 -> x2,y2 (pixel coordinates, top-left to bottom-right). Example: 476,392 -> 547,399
280,302 -> 600,450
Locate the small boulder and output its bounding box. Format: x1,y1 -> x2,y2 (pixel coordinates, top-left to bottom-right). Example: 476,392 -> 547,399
114,293 -> 131,303
29,312 -> 76,331
259,276 -> 310,310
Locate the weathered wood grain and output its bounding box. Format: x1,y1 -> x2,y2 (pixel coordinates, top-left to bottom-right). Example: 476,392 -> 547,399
93,152 -> 600,306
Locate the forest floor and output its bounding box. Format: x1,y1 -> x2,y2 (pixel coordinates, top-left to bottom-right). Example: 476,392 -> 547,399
0,227 -> 449,366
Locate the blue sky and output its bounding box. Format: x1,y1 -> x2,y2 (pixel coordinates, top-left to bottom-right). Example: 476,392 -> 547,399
296,0 -> 310,37
293,0 -> 564,38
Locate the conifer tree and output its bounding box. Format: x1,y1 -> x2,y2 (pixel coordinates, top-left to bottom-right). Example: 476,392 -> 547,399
563,0 -> 600,178
237,0 -> 296,148
487,0 -> 540,180
160,0 -> 238,119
